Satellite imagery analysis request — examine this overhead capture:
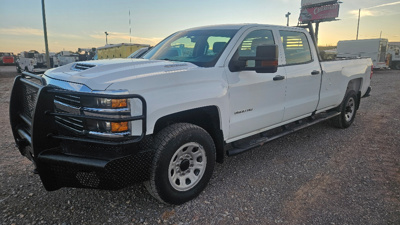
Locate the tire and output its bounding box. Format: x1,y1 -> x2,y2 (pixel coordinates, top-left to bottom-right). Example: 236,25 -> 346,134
394,62 -> 400,70
145,123 -> 216,205
331,90 -> 358,128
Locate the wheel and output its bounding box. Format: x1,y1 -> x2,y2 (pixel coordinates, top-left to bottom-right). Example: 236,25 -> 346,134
145,123 -> 216,205
394,62 -> 400,70
331,90 -> 358,128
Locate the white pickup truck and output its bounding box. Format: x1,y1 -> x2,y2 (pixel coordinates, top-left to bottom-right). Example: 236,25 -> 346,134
10,24 -> 372,205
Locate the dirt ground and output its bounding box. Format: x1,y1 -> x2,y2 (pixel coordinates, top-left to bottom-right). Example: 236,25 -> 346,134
0,66 -> 399,224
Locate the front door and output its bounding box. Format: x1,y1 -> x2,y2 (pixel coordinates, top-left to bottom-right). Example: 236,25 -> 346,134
226,29 -> 286,140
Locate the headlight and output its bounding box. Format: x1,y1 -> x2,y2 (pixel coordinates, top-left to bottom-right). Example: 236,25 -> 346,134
81,97 -> 128,109
80,90 -> 132,136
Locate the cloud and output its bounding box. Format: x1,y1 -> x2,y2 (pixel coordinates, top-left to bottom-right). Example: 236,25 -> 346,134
0,27 -> 43,36
365,1 -> 400,9
0,27 -> 83,39
90,31 -> 162,45
349,9 -> 376,18
347,1 -> 400,18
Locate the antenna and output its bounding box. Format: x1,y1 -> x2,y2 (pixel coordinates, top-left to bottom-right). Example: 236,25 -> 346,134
129,10 -> 132,43
356,8 -> 361,40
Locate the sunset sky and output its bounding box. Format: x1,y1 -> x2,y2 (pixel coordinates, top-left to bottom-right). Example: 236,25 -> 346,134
1,0 -> 399,54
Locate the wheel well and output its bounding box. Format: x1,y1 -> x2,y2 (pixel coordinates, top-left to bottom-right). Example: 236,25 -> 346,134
346,78 -> 362,93
153,106 -> 225,163
346,78 -> 362,110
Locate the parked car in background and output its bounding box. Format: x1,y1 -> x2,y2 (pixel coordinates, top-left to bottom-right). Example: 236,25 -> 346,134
0,52 -> 15,65
127,47 -> 151,59
52,51 -> 79,68
16,50 -> 50,73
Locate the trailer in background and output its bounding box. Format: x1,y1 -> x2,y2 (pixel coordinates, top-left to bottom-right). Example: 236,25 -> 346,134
388,42 -> 400,70
336,38 -> 389,69
97,43 -> 150,59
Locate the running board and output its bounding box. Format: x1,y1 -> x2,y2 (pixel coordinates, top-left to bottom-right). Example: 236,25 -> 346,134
227,111 -> 340,156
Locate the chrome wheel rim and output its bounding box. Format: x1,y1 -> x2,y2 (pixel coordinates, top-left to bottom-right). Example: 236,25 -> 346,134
344,97 -> 355,122
168,142 -> 207,192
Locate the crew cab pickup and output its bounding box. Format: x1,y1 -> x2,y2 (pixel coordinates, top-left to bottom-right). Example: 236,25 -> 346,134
10,24 -> 372,205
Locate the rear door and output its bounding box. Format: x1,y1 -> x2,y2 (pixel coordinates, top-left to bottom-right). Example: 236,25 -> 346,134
279,30 -> 321,121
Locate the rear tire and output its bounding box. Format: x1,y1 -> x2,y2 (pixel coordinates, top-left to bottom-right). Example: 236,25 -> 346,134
331,90 -> 358,128
394,62 -> 400,70
145,123 -> 216,205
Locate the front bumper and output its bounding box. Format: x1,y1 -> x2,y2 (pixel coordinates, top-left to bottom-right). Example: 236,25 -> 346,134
36,146 -> 153,191
9,72 -> 152,191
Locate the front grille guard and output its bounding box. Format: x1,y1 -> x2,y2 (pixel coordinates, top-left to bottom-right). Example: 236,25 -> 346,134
10,72 -> 147,161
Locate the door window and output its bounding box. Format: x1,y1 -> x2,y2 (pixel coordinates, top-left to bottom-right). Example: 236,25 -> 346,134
238,30 -> 275,56
234,29 -> 275,68
280,31 -> 312,65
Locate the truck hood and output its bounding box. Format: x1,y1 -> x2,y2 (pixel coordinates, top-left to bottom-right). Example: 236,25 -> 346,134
44,59 -> 198,91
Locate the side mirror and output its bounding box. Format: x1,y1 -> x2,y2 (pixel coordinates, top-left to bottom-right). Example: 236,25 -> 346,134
255,45 -> 278,73
229,45 -> 278,73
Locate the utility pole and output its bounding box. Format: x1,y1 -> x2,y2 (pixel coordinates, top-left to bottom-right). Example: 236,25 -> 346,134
105,31 -> 109,45
285,12 -> 291,26
41,0 -> 50,69
356,8 -> 361,40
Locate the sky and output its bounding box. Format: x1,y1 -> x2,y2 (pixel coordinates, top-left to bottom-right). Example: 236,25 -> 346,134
0,0 -> 399,54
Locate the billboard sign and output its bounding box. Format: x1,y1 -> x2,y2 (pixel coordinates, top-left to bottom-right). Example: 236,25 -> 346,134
301,0 -> 337,7
299,3 -> 339,22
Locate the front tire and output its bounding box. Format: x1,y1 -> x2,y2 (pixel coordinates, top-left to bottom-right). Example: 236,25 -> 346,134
331,90 -> 358,128
145,123 -> 216,205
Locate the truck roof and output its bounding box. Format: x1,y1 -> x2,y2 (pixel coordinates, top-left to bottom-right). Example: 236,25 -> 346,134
180,24 -> 306,32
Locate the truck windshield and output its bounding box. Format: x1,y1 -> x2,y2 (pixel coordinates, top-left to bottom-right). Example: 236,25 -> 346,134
143,29 -> 238,67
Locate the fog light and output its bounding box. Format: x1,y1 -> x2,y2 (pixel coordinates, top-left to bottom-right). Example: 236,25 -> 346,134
111,122 -> 129,133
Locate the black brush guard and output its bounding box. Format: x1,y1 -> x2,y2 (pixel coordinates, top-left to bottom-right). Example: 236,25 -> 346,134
9,72 -> 153,191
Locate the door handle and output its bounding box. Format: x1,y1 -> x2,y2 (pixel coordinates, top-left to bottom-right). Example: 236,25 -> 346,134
311,70 -> 320,75
273,75 -> 285,81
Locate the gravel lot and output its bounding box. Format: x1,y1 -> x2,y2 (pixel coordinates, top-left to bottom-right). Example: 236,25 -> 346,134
1,66 -> 399,224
